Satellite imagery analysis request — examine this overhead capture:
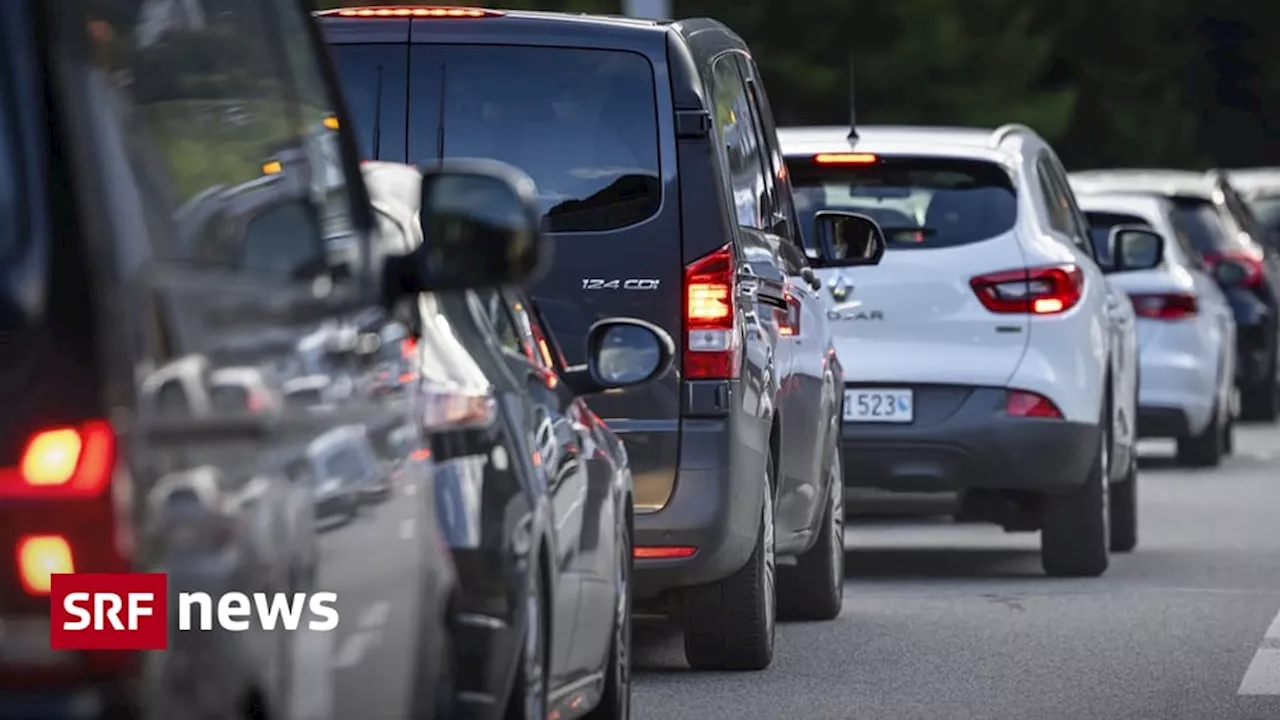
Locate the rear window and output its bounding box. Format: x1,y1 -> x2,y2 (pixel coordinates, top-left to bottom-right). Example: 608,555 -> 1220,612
788,157 -> 1017,250
1169,196 -> 1245,254
330,42 -> 661,233
1247,195 -> 1280,234
1084,211 -> 1151,264
324,445 -> 369,482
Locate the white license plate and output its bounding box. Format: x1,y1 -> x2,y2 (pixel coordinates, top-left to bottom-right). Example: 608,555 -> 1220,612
844,389 -> 914,423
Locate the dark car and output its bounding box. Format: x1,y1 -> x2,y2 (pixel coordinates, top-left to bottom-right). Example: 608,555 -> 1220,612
1070,170 -> 1280,421
0,2 -> 549,719
360,158 -> 672,719
320,7 -> 883,672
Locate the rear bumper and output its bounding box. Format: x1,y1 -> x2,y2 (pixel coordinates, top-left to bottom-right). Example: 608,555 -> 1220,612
839,386 -> 1097,494
631,415 -> 768,601
1136,349 -> 1215,435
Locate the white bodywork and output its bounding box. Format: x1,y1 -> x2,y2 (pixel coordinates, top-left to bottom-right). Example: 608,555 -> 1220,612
1075,192 -> 1237,433
779,125 -> 1139,449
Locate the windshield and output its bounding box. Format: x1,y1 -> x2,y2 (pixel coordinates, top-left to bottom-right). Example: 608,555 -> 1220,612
1084,211 -> 1152,264
787,157 -> 1017,250
323,445 -> 369,483
1168,196 -> 1245,254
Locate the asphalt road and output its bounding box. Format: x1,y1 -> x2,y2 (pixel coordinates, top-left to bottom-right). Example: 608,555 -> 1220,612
634,423 -> 1280,720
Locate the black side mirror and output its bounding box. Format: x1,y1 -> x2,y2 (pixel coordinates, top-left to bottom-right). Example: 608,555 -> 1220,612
1213,258 -> 1251,287
380,160 -> 551,306
1105,225 -> 1164,273
809,211 -> 887,268
561,318 -> 675,397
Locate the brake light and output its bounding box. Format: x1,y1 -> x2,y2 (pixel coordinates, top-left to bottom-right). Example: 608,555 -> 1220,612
634,546 -> 697,560
1129,292 -> 1198,319
970,264 -> 1084,315
1006,390 -> 1063,419
321,6 -> 503,18
0,422 -> 115,498
684,244 -> 740,380
812,153 -> 878,165
1203,251 -> 1265,288
16,534 -> 74,595
777,292 -> 801,336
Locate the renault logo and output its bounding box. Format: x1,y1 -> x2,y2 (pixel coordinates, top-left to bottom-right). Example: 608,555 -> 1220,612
828,275 -> 854,302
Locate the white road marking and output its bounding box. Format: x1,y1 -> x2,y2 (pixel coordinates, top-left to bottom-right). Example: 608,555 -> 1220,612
399,518 -> 415,540
1237,608 -> 1280,694
332,601 -> 391,670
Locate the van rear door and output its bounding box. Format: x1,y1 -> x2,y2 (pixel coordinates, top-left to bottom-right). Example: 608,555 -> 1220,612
404,41 -> 684,511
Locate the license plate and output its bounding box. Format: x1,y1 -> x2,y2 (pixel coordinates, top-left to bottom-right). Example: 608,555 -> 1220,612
844,389 -> 914,423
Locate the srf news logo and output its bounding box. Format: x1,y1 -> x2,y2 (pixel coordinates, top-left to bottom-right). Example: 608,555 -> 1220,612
49,573 -> 339,650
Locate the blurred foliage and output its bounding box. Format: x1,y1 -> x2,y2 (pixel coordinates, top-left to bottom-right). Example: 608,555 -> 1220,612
311,0 -> 1280,169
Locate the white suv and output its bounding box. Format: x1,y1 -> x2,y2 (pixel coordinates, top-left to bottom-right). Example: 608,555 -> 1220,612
779,124 -> 1141,577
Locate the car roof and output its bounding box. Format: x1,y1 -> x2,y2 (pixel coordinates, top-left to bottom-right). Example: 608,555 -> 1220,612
1225,167 -> 1280,197
1068,169 -> 1218,200
1074,192 -> 1172,225
778,124 -> 1023,165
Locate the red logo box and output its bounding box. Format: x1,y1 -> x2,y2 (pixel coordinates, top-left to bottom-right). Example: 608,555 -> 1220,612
49,573 -> 169,650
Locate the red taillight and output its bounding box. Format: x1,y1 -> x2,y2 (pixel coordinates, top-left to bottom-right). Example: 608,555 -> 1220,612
970,264 -> 1084,315
684,244 -> 740,380
16,534 -> 74,595
1203,251 -> 1265,288
1006,390 -> 1063,419
1129,292 -> 1198,320
634,546 -> 697,560
0,421 -> 115,498
320,6 -> 503,18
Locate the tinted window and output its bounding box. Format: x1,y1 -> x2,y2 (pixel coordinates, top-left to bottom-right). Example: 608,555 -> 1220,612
209,384 -> 251,413
323,445 -> 368,482
789,157 -> 1017,250
1247,196 -> 1280,233
1085,212 -> 1151,263
329,44 -> 409,161
1169,197 -> 1244,254
405,45 -> 659,232
0,51 -> 17,268
712,55 -> 768,230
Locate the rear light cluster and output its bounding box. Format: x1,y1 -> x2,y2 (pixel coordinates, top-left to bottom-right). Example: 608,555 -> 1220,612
1006,390 -> 1063,419
1128,292 -> 1198,320
1,422 -> 117,596
970,264 -> 1084,315
1203,251 -> 1265,288
684,245 -> 740,380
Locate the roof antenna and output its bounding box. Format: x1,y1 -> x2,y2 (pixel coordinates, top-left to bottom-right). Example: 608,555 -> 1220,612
847,51 -> 858,140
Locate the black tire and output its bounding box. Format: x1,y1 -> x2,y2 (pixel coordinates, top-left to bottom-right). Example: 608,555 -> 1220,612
682,454 -> 776,671
506,563 -> 547,720
778,449 -> 844,622
584,518 -> 632,719
1109,449 -> 1138,553
1041,402 -> 1110,578
1175,405 -> 1224,467
1240,378 -> 1279,422
1224,410 -> 1235,454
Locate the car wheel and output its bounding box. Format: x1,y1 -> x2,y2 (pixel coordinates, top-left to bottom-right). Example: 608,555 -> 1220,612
778,443 -> 844,622
506,565 -> 547,720
584,518 -> 632,719
682,453 -> 776,671
1175,402 -> 1224,467
1041,400 -> 1110,577
1109,447 -> 1138,553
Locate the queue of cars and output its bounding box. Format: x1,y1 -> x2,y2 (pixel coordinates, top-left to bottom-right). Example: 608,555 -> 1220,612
3,2 -> 1276,720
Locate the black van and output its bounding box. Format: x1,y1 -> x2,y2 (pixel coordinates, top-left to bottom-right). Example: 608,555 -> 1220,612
321,7 -> 886,671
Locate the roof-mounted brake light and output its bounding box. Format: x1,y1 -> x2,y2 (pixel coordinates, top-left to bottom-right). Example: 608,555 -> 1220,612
813,153 -> 878,165
322,6 -> 504,18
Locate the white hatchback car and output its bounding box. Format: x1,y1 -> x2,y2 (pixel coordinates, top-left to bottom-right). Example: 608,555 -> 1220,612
780,124 -> 1140,577
1075,192 -> 1238,466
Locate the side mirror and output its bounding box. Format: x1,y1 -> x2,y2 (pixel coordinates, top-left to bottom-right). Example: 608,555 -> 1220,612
1106,225 -> 1164,272
809,211 -> 887,268
380,160 -> 551,306
1213,258 -> 1250,287
562,318 -> 675,397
